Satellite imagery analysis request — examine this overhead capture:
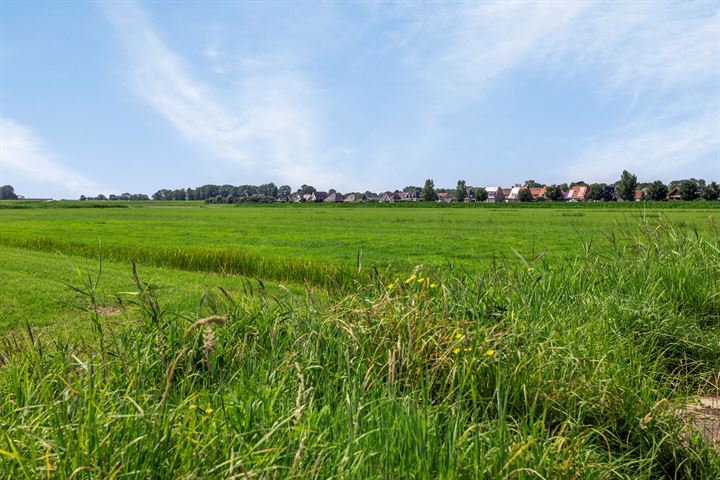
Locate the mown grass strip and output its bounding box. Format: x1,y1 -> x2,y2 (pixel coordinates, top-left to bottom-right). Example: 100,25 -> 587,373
0,236 -> 359,289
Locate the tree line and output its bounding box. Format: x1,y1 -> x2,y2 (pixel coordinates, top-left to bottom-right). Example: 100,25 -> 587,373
1,172 -> 718,203
80,193 -> 149,201
407,173 -> 719,203
152,183 -> 292,203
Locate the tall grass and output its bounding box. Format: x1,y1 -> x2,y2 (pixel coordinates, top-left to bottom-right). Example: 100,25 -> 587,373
0,236 -> 359,289
1,219 -> 718,478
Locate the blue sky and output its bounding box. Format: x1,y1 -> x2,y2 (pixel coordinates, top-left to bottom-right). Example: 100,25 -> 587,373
1,0 -> 718,198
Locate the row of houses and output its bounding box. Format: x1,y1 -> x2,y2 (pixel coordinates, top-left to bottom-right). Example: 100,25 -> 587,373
288,184 -> 684,204
289,187 -> 539,203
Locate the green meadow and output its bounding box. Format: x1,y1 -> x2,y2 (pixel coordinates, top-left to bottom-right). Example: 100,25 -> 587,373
1,202 -> 719,477
0,201 -> 716,270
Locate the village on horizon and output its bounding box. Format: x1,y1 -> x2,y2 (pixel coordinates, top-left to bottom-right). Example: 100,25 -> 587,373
2,171 -> 718,203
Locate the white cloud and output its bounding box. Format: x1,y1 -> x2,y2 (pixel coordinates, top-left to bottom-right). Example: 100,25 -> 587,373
405,1 -> 718,102
392,0 -> 719,181
101,1 -> 343,188
568,113 -> 720,182
0,118 -> 107,198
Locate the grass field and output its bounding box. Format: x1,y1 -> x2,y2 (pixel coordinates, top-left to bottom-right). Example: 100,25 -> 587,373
1,203 -> 719,477
1,201 -> 717,274
0,245 -> 301,335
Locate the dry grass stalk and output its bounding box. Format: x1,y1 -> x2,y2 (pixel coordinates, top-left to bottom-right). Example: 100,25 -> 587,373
162,348 -> 187,402
388,349 -> 396,386
202,326 -> 217,370
184,316 -> 227,370
184,316 -> 227,337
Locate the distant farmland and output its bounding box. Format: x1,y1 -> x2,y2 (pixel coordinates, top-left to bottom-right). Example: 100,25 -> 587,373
0,201 -> 717,272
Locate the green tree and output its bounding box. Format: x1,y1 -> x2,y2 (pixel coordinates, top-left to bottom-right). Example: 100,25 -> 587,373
172,189 -> 186,201
421,179 -> 437,201
679,180 -> 699,200
0,185 -> 18,200
586,184 -> 605,201
298,184 -> 316,195
258,183 -> 278,197
701,182 -> 719,201
475,187 -> 488,202
219,184 -> 234,197
455,180 -> 467,203
545,185 -> 565,201
278,185 -> 292,196
646,181 -> 668,201
614,170 -> 638,201
524,179 -> 542,188
517,188 -> 533,202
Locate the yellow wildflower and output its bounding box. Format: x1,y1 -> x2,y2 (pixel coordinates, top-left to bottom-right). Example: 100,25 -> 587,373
464,347 -> 472,352
453,348 -> 461,354
455,333 -> 463,340
405,274 -> 417,284
388,283 -> 394,289
189,404 -> 198,411
485,349 -> 496,357
417,278 -> 425,283
430,283 -> 437,288
205,407 -> 214,414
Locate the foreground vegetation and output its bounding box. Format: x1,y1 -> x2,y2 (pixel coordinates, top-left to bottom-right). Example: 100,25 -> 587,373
1,217 -> 719,478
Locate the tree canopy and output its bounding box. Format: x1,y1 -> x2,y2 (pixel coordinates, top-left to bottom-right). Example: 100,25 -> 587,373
517,188 -> 533,202
679,180 -> 699,201
475,187 -> 488,202
545,185 -> 565,201
701,182 -> 719,201
646,181 -> 668,201
454,180 -> 467,203
421,179 -> 438,201
0,185 -> 19,200
615,170 -> 638,201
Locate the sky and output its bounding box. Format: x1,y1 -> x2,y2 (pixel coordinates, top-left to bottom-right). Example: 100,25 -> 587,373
0,0 -> 718,198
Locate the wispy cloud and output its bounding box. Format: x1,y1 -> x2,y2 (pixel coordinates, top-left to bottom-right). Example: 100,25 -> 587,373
407,1 -> 592,102
391,0 -> 719,181
405,1 -> 717,103
568,112 -> 720,182
0,117 -> 107,197
101,1 -> 343,188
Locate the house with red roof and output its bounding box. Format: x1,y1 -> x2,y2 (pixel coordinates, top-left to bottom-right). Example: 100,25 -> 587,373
565,185 -> 589,202
529,187 -> 547,200
633,189 -> 648,201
